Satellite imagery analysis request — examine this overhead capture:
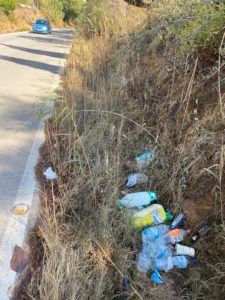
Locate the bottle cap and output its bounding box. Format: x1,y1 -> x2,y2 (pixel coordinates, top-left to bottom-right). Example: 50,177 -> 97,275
166,211 -> 173,221
186,229 -> 191,234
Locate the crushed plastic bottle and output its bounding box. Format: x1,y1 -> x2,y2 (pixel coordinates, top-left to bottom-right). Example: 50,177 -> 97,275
126,151 -> 155,170
123,276 -> 131,291
154,255 -> 197,272
43,167 -> 58,180
154,256 -> 174,272
171,256 -> 197,269
118,191 -> 157,209
131,204 -> 167,229
158,228 -> 191,245
126,173 -> 148,188
137,238 -> 174,273
142,224 -> 170,243
136,245 -> 154,272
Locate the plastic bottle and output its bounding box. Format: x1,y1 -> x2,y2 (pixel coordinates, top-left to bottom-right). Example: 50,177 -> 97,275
155,244 -> 174,259
136,245 -> 154,272
137,241 -> 172,272
126,173 -> 148,188
170,213 -> 185,229
191,225 -> 211,243
154,256 -> 174,272
171,256 -> 197,269
126,151 -> 155,170
142,224 -> 170,243
131,204 -> 167,229
123,276 -> 131,291
158,228 -> 191,245
154,255 -> 197,272
118,191 -> 157,209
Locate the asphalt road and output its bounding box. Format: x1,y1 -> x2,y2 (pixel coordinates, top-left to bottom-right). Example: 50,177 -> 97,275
0,29 -> 73,297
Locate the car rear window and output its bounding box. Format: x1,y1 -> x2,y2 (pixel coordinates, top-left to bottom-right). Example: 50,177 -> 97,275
36,19 -> 48,25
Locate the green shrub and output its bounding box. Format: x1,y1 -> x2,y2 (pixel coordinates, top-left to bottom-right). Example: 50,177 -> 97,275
125,0 -> 152,6
0,0 -> 18,12
62,0 -> 84,22
77,0 -> 117,37
38,0 -> 64,22
164,2 -> 225,56
178,3 -> 225,55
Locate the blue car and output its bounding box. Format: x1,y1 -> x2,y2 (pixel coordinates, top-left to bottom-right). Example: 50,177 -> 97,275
32,19 -> 52,34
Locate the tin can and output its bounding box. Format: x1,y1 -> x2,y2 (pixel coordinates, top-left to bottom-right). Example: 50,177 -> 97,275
171,213 -> 185,229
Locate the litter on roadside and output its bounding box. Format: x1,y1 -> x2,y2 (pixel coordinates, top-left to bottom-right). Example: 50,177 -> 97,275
170,213 -> 185,229
43,167 -> 58,180
10,245 -> 29,273
191,225 -> 211,243
175,244 -> 195,257
127,173 -> 148,188
123,276 -> 131,291
131,204 -> 167,229
12,204 -> 29,215
119,152 -> 201,284
118,191 -> 157,210
126,151 -> 155,170
35,227 -> 42,239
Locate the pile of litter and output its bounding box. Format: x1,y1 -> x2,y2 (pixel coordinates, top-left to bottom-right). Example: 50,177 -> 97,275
118,151 -> 210,284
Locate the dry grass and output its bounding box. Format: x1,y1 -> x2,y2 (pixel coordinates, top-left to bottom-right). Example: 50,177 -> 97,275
14,1 -> 225,300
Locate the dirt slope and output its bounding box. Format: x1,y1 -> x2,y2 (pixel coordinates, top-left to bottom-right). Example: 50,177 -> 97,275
0,6 -> 41,33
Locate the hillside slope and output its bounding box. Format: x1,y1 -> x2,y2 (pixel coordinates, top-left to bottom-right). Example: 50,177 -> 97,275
0,5 -> 41,33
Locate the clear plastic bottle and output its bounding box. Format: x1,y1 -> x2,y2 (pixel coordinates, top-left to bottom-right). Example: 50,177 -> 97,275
171,256 -> 197,269
126,173 -> 148,187
137,242 -> 174,273
118,191 -> 157,209
158,228 -> 190,245
154,256 -> 174,272
142,224 -> 170,243
154,255 -> 197,272
126,151 -> 155,170
136,245 -> 154,272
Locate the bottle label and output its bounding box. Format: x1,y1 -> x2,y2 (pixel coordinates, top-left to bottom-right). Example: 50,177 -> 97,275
169,229 -> 183,243
152,210 -> 164,224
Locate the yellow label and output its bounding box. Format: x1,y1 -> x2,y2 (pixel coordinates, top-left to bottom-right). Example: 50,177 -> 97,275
131,204 -> 166,229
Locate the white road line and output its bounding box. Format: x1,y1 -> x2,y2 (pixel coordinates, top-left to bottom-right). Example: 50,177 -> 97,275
0,120 -> 45,300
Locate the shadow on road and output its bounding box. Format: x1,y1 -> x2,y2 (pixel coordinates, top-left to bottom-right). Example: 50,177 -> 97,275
0,43 -> 66,59
18,30 -> 74,47
0,55 -> 59,74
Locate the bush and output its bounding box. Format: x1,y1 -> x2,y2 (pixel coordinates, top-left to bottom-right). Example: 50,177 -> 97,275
125,0 -> 152,6
178,3 -> 225,56
0,0 -> 18,12
77,0 -> 114,37
38,0 -> 63,22
62,0 -> 84,22
174,2 -> 225,56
